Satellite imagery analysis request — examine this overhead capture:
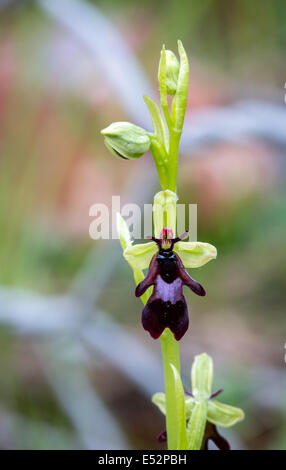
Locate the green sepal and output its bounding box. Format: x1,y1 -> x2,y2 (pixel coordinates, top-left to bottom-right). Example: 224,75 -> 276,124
123,242 -> 157,271
174,241 -> 217,268
191,353 -> 213,399
207,400 -> 245,428
153,190 -> 178,238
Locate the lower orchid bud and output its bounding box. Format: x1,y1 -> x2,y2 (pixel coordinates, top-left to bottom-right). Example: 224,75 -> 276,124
101,121 -> 150,160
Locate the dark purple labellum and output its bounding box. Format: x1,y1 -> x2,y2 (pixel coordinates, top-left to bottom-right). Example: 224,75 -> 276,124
158,423 -> 230,450
202,423 -> 231,450
135,228 -> 205,341
157,430 -> 167,443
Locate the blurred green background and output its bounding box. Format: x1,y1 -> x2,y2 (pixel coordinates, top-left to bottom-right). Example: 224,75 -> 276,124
0,0 -> 285,450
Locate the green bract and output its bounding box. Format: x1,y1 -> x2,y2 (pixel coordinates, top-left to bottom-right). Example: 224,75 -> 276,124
158,49 -> 180,95
101,122 -> 150,160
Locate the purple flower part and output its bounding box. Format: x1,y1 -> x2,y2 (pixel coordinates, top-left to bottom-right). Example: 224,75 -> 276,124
210,388 -> 224,399
157,430 -> 167,443
135,231 -> 205,340
184,389 -> 194,397
202,423 -> 230,451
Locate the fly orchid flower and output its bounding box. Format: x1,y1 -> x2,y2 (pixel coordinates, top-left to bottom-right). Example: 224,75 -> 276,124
135,228 -> 206,340
152,353 -> 245,450
118,191 -> 217,341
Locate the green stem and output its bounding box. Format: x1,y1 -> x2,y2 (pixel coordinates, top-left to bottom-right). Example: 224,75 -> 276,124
160,329 -> 181,449
158,125 -> 184,449
151,41 -> 190,450
168,129 -> 181,192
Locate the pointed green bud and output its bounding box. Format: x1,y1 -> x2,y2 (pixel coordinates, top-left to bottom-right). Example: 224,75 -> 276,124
158,49 -> 180,95
153,190 -> 178,237
101,122 -> 150,160
191,353 -> 213,399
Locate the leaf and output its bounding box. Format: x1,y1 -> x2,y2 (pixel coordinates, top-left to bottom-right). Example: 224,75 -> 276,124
143,95 -> 168,151
207,400 -> 245,428
174,241 -> 217,268
170,364 -> 187,450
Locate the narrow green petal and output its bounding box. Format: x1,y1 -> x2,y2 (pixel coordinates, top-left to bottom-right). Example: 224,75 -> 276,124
116,213 -> 132,251
174,241 -> 217,268
207,400 -> 245,428
124,242 -> 157,270
170,364 -> 187,450
191,353 -> 213,399
152,392 -> 166,415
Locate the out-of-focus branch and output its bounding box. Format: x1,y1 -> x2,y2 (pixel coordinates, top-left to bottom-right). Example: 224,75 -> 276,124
39,0 -> 153,127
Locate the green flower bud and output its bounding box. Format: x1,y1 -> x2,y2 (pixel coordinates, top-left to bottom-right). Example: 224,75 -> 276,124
101,122 -> 150,160
158,49 -> 180,95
